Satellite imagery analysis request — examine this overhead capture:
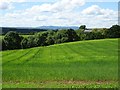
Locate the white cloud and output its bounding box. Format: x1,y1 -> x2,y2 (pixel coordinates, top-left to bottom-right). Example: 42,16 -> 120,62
82,5 -> 103,15
26,0 -> 85,13
51,0 -> 85,12
0,0 -> 118,28
80,5 -> 117,27
82,5 -> 116,15
34,15 -> 48,21
0,1 -> 14,10
28,4 -> 52,13
0,0 -> 26,10
0,2 -> 9,10
0,0 -> 26,3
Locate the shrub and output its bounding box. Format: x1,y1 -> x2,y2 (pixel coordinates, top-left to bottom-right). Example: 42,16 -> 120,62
21,38 -> 28,49
4,31 -> 22,50
76,29 -> 85,40
108,25 -> 120,38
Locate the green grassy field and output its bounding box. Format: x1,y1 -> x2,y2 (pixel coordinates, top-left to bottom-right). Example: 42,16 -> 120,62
1,38 -> 118,88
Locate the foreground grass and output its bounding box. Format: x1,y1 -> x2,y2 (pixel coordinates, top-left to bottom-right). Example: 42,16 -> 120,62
1,38 -> 118,88
3,81 -> 118,88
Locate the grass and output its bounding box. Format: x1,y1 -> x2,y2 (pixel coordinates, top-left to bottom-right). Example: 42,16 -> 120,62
3,81 -> 118,88
21,35 -> 33,38
1,38 -> 118,88
0,35 -> 3,39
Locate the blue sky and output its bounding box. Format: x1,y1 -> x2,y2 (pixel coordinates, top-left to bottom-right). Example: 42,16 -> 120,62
0,0 -> 118,28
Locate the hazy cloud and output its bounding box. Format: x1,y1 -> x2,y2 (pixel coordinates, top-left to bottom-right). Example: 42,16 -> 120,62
0,0 -> 117,28
0,1 -> 14,10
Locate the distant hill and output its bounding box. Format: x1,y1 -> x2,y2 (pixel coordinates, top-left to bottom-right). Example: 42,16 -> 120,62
37,26 -> 79,30
1,26 -> 79,34
1,27 -> 47,34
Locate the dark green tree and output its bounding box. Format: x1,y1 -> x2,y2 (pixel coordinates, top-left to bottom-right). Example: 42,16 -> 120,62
4,31 -> 22,50
27,36 -> 36,48
54,30 -> 68,43
46,36 -> 55,45
79,25 -> 86,30
34,31 -> 48,46
67,29 -> 79,42
21,38 -> 28,49
108,25 -> 120,38
75,29 -> 85,40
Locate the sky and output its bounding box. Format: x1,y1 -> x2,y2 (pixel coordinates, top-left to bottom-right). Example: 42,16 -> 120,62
0,0 -> 119,28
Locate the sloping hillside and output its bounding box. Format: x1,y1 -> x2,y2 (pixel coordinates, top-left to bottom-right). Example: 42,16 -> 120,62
1,38 -> 118,88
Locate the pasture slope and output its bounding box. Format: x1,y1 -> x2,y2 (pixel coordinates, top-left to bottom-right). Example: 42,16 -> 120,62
1,38 -> 118,88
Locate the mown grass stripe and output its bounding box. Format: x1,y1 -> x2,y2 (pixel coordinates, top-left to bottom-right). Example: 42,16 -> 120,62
2,49 -> 29,62
6,48 -> 39,66
21,47 -> 42,64
2,50 -> 18,57
3,49 -> 32,65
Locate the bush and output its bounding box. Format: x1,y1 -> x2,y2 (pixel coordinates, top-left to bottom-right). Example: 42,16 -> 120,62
34,32 -> 48,46
55,39 -> 61,44
84,29 -> 107,40
46,36 -> 55,45
67,29 -> 79,42
21,38 -> 28,49
79,25 -> 86,30
84,32 -> 94,40
4,31 -> 23,50
75,29 -> 85,40
54,29 -> 79,43
108,25 -> 120,38
27,36 -> 36,48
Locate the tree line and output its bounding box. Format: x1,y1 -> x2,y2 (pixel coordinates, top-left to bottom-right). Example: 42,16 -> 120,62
1,25 -> 120,50
1,27 -> 48,35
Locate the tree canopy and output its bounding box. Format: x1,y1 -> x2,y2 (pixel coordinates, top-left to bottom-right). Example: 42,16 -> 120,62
2,25 -> 119,51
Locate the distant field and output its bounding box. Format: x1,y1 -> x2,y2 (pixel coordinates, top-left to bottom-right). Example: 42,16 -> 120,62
0,35 -> 31,40
1,38 -> 118,88
0,35 -> 3,39
21,35 -> 33,38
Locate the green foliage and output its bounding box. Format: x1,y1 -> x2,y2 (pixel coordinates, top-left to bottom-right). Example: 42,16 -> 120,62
91,29 -> 106,39
67,29 -> 79,42
108,25 -> 120,38
27,36 -> 36,48
34,31 -> 48,46
45,30 -> 56,45
79,25 -> 86,30
46,36 -> 55,45
84,32 -> 94,40
85,28 -> 107,40
2,24 -> 119,50
54,30 -> 68,43
4,31 -> 22,50
75,29 -> 85,40
21,38 -> 28,49
2,39 -> 7,50
54,29 -> 79,43
21,36 -> 36,48
54,39 -> 61,44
